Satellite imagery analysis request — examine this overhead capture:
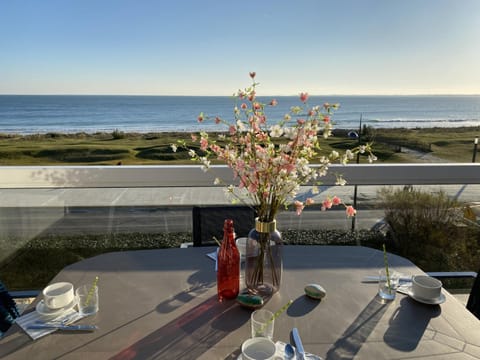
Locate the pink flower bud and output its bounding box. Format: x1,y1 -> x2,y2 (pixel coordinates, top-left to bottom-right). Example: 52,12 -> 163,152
269,99 -> 278,106
332,196 -> 341,206
300,92 -> 309,103
345,205 -> 356,217
294,200 -> 305,216
249,72 -> 256,79
323,199 -> 333,209
200,138 -> 208,151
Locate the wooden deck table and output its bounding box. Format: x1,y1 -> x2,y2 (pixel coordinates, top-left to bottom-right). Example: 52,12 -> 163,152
1,245 -> 479,359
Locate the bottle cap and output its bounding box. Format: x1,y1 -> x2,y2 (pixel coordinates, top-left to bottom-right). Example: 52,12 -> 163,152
224,218 -> 234,229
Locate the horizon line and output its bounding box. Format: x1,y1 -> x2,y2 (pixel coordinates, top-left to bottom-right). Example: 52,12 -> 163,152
1,93 -> 480,97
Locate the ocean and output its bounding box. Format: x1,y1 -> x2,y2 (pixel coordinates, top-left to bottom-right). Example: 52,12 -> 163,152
0,95 -> 479,134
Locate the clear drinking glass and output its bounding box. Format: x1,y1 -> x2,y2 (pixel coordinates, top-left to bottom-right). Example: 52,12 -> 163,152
251,309 -> 274,339
76,284 -> 99,316
378,268 -> 398,301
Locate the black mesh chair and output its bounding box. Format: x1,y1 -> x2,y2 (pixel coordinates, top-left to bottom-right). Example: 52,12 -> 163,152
428,270 -> 479,320
192,205 -> 255,247
0,280 -> 39,336
467,273 -> 480,319
0,281 -> 20,335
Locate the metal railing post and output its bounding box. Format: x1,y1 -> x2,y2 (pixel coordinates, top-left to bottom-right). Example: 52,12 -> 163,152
473,137 -> 478,163
351,115 -> 362,232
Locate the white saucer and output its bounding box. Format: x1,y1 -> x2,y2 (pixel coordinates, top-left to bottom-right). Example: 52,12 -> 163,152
407,290 -> 446,305
36,297 -> 77,316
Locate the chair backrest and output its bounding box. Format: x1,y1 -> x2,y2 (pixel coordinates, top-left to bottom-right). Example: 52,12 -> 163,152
0,281 -> 20,334
467,271 -> 480,319
192,205 -> 255,247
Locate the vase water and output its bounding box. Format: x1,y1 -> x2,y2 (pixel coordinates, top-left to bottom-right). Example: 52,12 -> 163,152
245,218 -> 283,296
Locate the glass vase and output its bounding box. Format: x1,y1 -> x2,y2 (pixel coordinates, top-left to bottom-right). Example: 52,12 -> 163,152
245,218 -> 283,297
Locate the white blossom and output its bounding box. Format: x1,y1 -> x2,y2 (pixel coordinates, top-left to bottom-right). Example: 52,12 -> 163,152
270,124 -> 283,137
335,175 -> 347,186
200,157 -> 210,172
330,151 -> 339,159
346,149 -> 354,160
237,119 -> 246,132
368,154 -> 378,163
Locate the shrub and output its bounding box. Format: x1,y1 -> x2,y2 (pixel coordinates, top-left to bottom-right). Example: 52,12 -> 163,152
112,129 -> 126,139
378,186 -> 480,272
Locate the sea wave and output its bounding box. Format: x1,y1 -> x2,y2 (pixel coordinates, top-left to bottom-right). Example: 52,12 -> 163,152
1,95 -> 479,134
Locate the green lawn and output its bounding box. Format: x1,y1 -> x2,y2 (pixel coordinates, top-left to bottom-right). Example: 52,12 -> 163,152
0,126 -> 478,165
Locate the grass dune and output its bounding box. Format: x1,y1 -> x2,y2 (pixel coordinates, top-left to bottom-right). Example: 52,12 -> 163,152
0,126 -> 478,165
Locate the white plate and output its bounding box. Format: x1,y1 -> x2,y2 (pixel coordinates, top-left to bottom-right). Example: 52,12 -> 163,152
36,297 -> 78,316
407,290 -> 446,305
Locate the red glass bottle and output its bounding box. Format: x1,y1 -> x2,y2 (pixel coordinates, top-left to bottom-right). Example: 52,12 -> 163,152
217,219 -> 240,301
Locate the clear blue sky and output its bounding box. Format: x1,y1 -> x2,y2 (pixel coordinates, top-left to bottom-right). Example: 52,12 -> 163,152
1,0 -> 479,95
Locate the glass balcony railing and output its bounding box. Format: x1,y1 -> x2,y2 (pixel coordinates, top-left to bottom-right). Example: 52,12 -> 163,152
1,163 -> 479,291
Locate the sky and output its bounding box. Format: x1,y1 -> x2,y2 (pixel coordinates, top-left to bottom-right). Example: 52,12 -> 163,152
1,0 -> 479,96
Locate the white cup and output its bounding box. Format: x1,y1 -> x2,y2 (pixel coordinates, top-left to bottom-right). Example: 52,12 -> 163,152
241,337 -> 276,360
412,275 -> 442,300
43,282 -> 75,309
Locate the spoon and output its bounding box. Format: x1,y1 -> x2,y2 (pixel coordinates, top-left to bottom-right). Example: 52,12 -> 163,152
284,343 -> 295,359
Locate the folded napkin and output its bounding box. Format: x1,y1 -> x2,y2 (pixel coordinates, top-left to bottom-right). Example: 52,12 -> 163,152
396,284 -> 411,295
206,248 -> 219,271
275,341 -> 322,360
362,274 -> 412,283
206,251 -> 217,262
15,309 -> 85,340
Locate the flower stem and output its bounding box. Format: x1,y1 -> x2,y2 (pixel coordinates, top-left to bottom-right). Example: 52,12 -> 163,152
256,300 -> 293,336
85,276 -> 99,306
382,244 -> 392,294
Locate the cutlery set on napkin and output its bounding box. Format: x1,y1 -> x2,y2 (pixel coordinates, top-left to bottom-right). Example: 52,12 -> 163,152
362,275 -> 412,283
28,323 -> 97,331
15,308 -> 91,340
282,327 -> 322,360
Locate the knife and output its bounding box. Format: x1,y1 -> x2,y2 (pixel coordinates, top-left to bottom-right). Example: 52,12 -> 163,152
362,275 -> 412,283
28,324 -> 98,331
292,327 -> 306,360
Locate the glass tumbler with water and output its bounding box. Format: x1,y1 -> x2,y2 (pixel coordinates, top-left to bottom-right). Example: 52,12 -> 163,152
378,268 -> 398,301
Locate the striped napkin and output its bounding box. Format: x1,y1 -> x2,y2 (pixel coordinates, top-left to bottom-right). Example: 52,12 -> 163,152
15,309 -> 85,340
